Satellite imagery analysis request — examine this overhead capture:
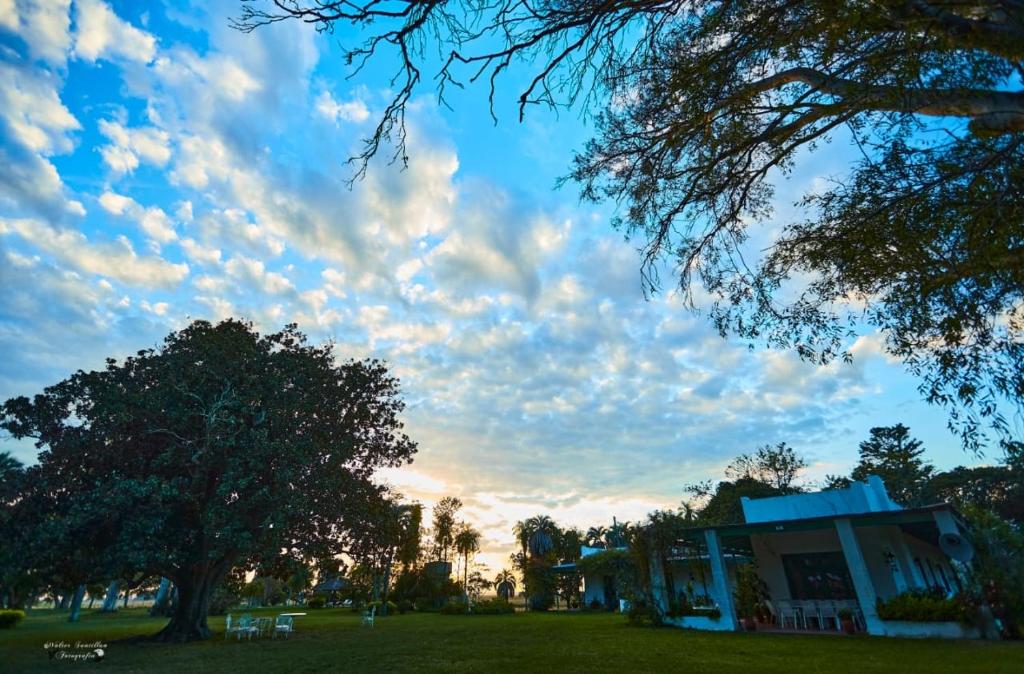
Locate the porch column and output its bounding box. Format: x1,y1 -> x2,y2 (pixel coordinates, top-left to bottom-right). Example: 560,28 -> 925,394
648,552 -> 670,616
932,509 -> 960,537
835,518 -> 885,635
704,529 -> 738,631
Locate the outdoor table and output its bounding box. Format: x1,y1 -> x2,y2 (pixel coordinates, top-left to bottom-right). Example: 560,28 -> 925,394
279,612 -> 307,616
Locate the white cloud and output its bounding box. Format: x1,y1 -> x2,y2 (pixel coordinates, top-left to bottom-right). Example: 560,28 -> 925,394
179,237 -> 221,266
74,0 -> 156,64
0,217 -> 188,287
224,255 -> 294,296
97,191 -> 177,244
11,0 -> 73,65
0,60 -> 80,218
97,119 -> 171,175
98,190 -> 132,215
0,60 -> 78,155
0,0 -> 16,31
175,200 -> 193,223
314,90 -> 369,123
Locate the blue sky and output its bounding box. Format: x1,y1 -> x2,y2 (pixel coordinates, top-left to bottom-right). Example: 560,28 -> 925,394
0,0 -> 1000,571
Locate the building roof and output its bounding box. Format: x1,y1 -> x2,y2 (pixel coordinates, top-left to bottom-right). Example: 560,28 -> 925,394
674,503 -> 956,544
312,577 -> 348,592
740,475 -> 901,524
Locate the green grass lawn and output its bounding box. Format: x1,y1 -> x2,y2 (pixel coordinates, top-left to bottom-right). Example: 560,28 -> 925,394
1,608 -> 1020,673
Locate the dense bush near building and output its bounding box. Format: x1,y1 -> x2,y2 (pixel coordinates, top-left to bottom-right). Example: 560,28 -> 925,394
876,589 -> 969,623
307,597 -> 326,609
0,610 -> 25,629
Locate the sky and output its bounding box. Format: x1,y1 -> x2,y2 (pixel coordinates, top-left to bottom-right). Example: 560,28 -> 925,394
0,1 -> 1004,575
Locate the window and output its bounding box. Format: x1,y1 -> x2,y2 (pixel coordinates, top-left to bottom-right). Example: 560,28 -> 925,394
781,552 -> 857,600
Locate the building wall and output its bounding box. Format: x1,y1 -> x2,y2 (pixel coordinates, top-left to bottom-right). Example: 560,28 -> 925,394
581,572 -> 605,608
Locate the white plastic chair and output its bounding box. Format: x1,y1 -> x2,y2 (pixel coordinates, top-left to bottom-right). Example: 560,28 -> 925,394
818,602 -> 841,631
235,615 -> 258,640
225,614 -> 238,640
273,615 -> 294,639
777,600 -> 805,630
362,605 -> 376,628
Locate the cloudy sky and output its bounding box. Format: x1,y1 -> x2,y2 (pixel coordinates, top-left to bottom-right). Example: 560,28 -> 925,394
0,0 -> 997,573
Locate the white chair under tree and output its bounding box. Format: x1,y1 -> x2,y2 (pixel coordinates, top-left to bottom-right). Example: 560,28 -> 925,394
362,605 -> 376,628
274,615 -> 294,639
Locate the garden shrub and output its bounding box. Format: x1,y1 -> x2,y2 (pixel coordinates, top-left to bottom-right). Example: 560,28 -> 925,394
414,598 -> 439,612
0,610 -> 25,629
587,598 -> 603,611
397,599 -> 413,614
626,601 -> 658,626
471,599 -> 515,615
307,596 -> 326,609
876,589 -> 969,623
439,599 -> 514,615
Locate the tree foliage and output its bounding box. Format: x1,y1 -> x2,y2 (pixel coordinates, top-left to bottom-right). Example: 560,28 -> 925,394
431,496 -> 462,563
0,319 -> 417,640
725,442 -> 807,492
850,424 -> 933,505
237,0 -> 1024,452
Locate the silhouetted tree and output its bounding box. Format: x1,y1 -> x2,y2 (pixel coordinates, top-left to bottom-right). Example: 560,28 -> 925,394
851,424 -> 933,505
1,319 -> 417,641
431,497 -> 463,563
725,442 -> 807,492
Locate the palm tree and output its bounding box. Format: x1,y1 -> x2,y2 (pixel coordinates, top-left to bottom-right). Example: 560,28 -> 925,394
584,526 -> 608,548
453,523 -> 481,599
605,519 -> 629,548
494,569 -> 517,601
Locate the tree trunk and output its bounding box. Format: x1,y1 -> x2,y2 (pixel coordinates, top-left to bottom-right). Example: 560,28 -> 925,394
150,577 -> 171,617
150,564 -> 227,642
101,581 -> 119,612
67,585 -> 86,623
88,594 -> 96,609
123,589 -> 130,608
380,558 -> 392,617
58,592 -> 71,610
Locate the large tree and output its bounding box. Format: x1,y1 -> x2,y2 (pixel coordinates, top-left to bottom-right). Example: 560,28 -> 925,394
345,492 -> 422,615
237,0 -> 1024,451
430,496 -> 462,563
0,319 -> 417,641
851,424 -> 933,504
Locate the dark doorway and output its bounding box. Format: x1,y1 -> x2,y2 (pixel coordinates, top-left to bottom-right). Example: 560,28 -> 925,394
781,551 -> 856,600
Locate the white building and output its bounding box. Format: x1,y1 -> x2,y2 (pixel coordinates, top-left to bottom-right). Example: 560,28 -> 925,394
579,477 -> 981,638
667,477 -> 977,637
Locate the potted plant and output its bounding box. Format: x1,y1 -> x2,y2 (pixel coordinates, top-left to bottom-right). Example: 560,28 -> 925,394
733,564 -> 769,631
838,608 -> 856,635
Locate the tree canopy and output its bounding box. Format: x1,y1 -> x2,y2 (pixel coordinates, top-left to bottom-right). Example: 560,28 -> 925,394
236,0 -> 1024,452
850,424 -> 934,505
0,319 -> 417,640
